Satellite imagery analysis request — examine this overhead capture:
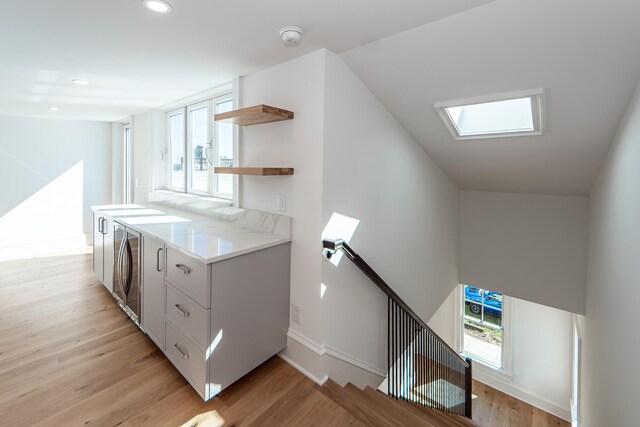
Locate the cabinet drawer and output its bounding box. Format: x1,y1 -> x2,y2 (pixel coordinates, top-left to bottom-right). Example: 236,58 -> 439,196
165,320 -> 205,394
166,248 -> 209,307
166,283 -> 208,348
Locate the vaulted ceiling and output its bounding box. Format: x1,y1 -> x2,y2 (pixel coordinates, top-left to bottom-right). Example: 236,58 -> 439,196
2,0 -> 639,195
341,0 -> 640,195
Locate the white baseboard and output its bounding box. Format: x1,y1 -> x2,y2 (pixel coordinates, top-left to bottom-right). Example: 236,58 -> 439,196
278,334 -> 327,385
287,327 -> 324,355
473,363 -> 571,421
323,344 -> 386,377
282,328 -> 386,388
278,353 -> 328,386
286,328 -> 386,376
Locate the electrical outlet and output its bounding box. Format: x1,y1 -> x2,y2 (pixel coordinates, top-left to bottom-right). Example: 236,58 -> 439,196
291,304 -> 301,324
135,178 -> 140,188
277,193 -> 287,212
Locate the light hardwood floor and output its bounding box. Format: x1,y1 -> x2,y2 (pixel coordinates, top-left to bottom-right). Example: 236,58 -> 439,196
472,380 -> 568,427
0,252 -> 570,427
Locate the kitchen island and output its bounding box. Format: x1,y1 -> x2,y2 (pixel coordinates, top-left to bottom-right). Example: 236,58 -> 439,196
92,197 -> 291,401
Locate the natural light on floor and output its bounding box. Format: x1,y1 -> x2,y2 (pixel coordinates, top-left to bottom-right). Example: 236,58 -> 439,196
414,380 -> 465,409
180,410 -> 224,427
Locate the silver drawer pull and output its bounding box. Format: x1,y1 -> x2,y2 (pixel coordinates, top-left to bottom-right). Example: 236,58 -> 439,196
175,263 -> 192,274
174,304 -> 190,318
174,343 -> 189,359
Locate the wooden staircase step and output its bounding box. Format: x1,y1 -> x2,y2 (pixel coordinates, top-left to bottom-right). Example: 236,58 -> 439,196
392,393 -> 480,427
317,380 -> 396,427
319,379 -> 479,427
246,379 -> 364,426
362,387 -> 441,426
350,384 -> 436,426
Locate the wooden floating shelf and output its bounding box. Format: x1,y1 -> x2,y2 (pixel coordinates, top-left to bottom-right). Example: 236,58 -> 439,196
214,167 -> 294,176
214,104 -> 294,126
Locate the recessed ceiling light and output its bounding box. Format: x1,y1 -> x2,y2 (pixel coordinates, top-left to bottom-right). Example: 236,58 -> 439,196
143,0 -> 172,13
72,79 -> 89,85
49,107 -> 59,111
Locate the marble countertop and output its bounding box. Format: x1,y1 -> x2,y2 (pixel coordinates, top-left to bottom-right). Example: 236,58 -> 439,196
93,203 -> 291,264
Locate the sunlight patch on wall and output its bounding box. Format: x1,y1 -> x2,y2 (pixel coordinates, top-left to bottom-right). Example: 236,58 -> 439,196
0,161 -> 85,260
322,212 -> 360,266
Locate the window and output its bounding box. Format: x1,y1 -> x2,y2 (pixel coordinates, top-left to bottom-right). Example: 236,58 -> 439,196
168,109 -> 186,191
187,102 -> 209,193
460,285 -> 508,369
166,93 -> 234,199
572,320 -> 582,425
215,99 -> 234,196
435,89 -> 543,140
123,123 -> 132,204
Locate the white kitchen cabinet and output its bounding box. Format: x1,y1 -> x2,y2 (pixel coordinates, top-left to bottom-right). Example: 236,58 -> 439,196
166,248 -> 209,307
166,283 -> 208,348
91,203 -> 291,402
92,212 -> 114,293
162,243 -> 290,401
142,235 -> 165,349
207,242 -> 290,397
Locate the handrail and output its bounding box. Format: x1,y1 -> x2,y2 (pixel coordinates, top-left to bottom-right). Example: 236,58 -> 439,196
323,238 -> 468,367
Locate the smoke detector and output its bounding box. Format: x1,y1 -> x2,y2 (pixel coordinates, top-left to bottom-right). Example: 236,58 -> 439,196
279,26 -> 303,47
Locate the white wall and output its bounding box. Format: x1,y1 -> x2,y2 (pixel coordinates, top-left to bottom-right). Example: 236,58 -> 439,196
428,289 -> 457,347
321,50 -> 460,381
579,81 -> 640,427
0,115 -> 111,254
234,49 -> 460,385
459,191 -> 588,314
429,287 -> 573,420
239,50 -> 327,380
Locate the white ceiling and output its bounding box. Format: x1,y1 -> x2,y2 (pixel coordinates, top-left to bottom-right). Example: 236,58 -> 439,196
0,0 -> 490,122
4,0 -> 638,196
341,0 -> 640,195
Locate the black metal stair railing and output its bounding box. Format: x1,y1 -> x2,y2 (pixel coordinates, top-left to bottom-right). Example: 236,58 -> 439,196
323,238 -> 473,419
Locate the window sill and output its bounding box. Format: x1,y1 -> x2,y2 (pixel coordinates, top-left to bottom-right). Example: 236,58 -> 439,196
149,190 -> 233,211
462,353 -> 513,381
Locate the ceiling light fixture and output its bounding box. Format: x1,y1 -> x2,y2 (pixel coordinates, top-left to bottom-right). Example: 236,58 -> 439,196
72,79 -> 89,85
279,26 -> 303,47
143,0 -> 172,13
49,107 -> 59,111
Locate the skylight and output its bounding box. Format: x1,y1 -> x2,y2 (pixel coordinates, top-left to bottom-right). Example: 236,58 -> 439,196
435,90 -> 543,140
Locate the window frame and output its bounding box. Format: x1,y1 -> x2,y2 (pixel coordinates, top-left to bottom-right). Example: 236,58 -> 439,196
186,100 -> 212,196
165,93 -> 235,200
434,89 -> 544,140
123,123 -> 132,204
166,107 -> 187,192
212,96 -> 235,199
456,284 -> 512,375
